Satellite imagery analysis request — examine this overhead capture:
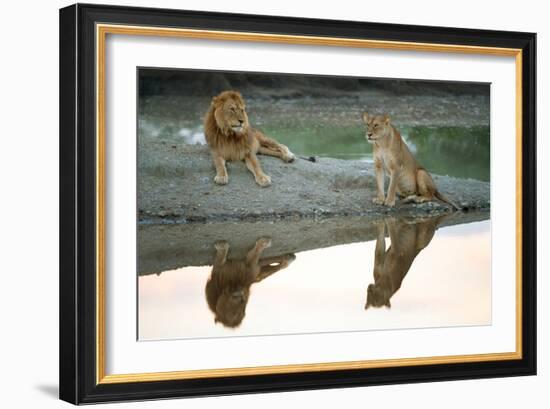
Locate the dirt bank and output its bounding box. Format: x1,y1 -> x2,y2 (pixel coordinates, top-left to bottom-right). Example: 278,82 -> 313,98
138,145 -> 489,224
138,211 -> 489,275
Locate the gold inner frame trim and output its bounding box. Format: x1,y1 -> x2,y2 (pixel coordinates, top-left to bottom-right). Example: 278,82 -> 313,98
95,23 -> 523,385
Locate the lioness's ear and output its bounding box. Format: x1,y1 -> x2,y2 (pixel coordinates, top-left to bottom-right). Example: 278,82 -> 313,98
362,111 -> 370,123
383,114 -> 391,125
384,300 -> 391,308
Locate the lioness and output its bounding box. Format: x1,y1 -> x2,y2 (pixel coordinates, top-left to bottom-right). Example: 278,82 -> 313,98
205,238 -> 296,328
204,90 -> 295,187
365,216 -> 445,310
363,112 -> 458,209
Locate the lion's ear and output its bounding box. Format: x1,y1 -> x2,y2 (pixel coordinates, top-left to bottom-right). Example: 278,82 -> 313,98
362,111 -> 370,123
383,114 -> 391,125
234,91 -> 245,104
211,96 -> 219,105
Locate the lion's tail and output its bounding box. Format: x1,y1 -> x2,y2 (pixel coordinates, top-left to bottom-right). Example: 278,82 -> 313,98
434,190 -> 461,211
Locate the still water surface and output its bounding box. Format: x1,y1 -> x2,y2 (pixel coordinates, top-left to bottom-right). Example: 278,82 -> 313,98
139,219 -> 490,341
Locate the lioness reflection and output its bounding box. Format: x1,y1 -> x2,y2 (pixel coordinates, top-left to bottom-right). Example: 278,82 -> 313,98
205,238 -> 296,328
366,215 -> 446,310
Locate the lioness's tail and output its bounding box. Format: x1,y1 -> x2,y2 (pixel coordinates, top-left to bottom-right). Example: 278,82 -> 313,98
434,190 -> 461,211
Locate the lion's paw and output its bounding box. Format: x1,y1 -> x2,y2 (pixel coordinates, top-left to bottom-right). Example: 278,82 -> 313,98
282,147 -> 296,163
255,174 -> 272,187
285,253 -> 296,264
384,198 -> 396,207
256,237 -> 272,249
372,197 -> 385,205
214,175 -> 228,185
283,154 -> 295,163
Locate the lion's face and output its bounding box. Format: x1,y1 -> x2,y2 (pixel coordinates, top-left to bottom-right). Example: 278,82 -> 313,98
212,91 -> 249,136
365,283 -> 391,309
214,287 -> 250,328
362,112 -> 392,143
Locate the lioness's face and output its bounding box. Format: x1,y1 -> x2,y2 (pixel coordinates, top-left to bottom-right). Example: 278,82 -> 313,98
214,94 -> 249,135
365,283 -> 391,309
362,112 -> 391,143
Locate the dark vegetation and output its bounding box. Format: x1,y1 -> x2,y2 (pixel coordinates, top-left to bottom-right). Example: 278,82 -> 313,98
139,69 -> 490,99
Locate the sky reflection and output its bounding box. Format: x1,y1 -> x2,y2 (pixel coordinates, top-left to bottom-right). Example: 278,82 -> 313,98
139,220 -> 491,341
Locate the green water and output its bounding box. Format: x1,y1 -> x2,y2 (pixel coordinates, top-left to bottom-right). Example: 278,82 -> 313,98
405,126 -> 489,182
263,124 -> 490,182
139,96 -> 490,182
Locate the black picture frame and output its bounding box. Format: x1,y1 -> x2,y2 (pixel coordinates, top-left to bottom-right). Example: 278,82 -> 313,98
59,3 -> 536,404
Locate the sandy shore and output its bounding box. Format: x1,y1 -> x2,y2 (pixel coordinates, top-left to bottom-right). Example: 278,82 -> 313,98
138,145 -> 489,224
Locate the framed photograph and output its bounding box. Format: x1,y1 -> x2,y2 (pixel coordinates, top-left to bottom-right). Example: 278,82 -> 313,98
59,3 -> 536,404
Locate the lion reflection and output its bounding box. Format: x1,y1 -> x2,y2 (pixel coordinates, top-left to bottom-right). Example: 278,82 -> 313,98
205,238 -> 295,328
365,216 -> 446,310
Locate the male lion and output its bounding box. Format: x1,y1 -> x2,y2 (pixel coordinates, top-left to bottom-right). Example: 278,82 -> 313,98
365,215 -> 445,310
363,112 -> 458,209
204,90 -> 295,187
205,238 -> 296,328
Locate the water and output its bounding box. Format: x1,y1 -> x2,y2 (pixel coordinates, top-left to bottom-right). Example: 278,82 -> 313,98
138,219 -> 491,341
139,95 -> 490,182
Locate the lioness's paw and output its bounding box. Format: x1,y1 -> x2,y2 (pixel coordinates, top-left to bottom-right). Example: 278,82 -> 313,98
214,241 -> 229,251
372,197 -> 385,205
214,175 -> 228,185
384,198 -> 396,207
255,174 -> 271,187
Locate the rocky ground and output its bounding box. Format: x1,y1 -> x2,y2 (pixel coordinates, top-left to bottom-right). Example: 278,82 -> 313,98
138,144 -> 490,224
